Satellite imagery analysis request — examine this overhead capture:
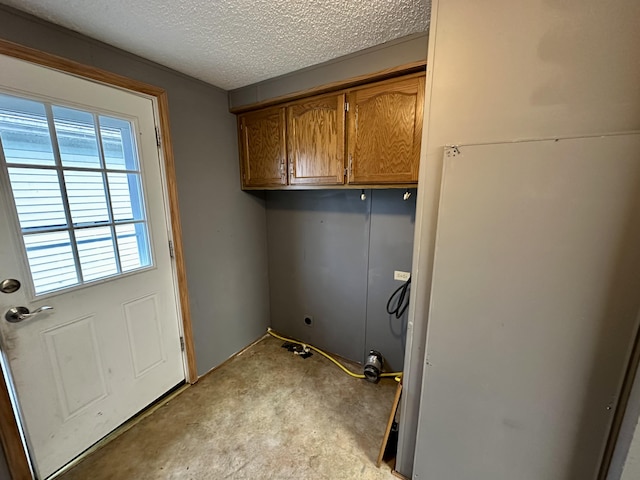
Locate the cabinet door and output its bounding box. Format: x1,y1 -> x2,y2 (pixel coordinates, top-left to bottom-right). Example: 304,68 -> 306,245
238,107 -> 286,188
287,94 -> 345,185
347,75 -> 425,184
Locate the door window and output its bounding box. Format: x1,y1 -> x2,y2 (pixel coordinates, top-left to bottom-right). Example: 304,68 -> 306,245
0,93 -> 152,295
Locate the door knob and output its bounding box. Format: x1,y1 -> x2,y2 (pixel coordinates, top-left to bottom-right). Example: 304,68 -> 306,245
5,306 -> 54,323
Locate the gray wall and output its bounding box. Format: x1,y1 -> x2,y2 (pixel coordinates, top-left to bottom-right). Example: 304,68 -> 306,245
0,6 -> 271,376
366,190 -> 416,369
400,0 -> 640,477
228,32 -> 428,109
266,190 -> 416,370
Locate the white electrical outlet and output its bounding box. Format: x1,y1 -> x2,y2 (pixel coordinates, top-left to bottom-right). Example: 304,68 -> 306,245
394,270 -> 411,281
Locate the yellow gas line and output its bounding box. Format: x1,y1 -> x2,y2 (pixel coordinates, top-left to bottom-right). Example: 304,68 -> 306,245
267,328 -> 402,381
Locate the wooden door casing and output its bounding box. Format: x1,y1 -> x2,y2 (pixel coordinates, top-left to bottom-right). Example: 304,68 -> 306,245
286,93 -> 345,185
239,107 -> 287,188
347,75 -> 424,185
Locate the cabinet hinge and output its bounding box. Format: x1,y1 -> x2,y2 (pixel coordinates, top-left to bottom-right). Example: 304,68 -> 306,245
180,336 -> 185,352
155,127 -> 162,148
168,239 -> 175,258
344,102 -> 349,112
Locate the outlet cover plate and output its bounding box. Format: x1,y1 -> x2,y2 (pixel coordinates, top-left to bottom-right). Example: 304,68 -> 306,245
394,270 -> 411,281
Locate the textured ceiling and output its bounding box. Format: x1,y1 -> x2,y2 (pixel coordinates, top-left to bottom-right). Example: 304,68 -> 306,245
1,0 -> 430,90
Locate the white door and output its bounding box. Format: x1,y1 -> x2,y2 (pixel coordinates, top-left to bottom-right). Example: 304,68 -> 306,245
0,55 -> 185,478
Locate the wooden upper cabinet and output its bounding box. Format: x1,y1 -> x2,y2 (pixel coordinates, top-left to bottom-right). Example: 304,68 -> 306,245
286,93 -> 345,186
235,67 -> 427,190
238,106 -> 286,188
347,75 -> 425,184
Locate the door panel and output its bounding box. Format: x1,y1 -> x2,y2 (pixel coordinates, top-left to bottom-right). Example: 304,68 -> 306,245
287,93 -> 345,185
43,316 -> 109,419
124,294 -> 166,377
0,54 -> 185,478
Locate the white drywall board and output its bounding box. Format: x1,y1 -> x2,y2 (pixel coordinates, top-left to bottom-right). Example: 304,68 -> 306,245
398,0 -> 640,476
413,134 -> 640,479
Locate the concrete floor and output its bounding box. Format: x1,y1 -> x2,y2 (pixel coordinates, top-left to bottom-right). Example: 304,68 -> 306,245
58,335 -> 400,479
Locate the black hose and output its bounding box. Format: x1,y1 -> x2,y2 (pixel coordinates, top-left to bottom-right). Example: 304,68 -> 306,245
386,276 -> 411,319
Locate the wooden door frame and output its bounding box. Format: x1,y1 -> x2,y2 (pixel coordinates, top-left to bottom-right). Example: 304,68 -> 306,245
0,38 -> 198,479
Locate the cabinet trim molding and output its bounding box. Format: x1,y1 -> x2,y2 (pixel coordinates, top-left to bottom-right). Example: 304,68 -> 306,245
229,61 -> 426,114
